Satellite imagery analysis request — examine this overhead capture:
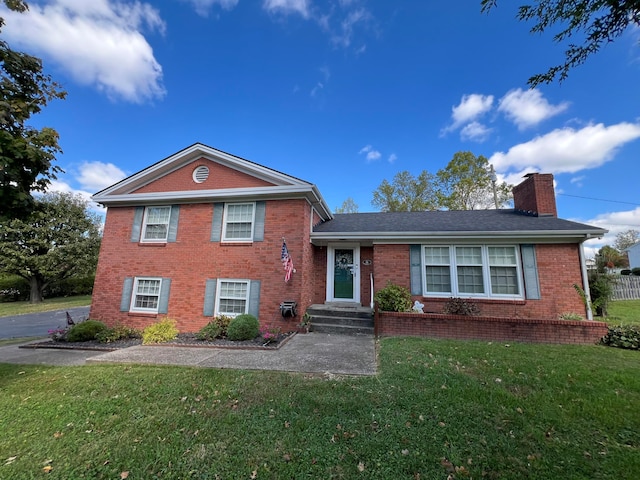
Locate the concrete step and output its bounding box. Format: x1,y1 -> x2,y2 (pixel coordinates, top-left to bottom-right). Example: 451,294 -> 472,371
306,304 -> 373,320
311,322 -> 374,335
308,314 -> 373,328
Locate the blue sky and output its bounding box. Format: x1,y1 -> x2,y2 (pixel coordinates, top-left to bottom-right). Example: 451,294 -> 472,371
2,0 -> 639,257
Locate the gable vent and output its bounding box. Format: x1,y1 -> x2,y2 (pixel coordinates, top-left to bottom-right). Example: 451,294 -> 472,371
192,165 -> 210,183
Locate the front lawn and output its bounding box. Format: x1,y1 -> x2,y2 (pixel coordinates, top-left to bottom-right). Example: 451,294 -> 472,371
607,299 -> 640,325
1,337 -> 638,479
0,295 -> 91,318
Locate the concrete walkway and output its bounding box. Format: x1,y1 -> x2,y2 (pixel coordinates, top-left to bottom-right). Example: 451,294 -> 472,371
0,332 -> 377,375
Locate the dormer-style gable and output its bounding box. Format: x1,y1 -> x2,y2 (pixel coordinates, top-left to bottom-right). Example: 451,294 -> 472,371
92,143 -> 333,221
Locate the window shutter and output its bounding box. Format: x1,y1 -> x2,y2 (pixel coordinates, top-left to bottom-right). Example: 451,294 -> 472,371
211,203 -> 224,242
203,279 -> 217,316
167,205 -> 180,242
409,244 -> 423,295
253,201 -> 266,241
131,207 -> 144,242
158,278 -> 172,314
521,244 -> 541,300
120,277 -> 133,311
248,280 -> 261,317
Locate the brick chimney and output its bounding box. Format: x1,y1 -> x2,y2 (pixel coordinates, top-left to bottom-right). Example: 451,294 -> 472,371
512,173 -> 557,217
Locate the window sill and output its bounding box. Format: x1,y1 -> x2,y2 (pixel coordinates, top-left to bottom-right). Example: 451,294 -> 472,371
127,312 -> 159,318
220,241 -> 254,246
138,242 -> 167,247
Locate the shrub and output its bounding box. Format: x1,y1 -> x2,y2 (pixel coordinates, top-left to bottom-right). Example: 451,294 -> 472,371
443,298 -> 480,316
44,275 -> 95,298
0,274 -> 29,302
66,320 -> 107,342
96,324 -> 142,343
558,312 -> 584,321
600,325 -> 640,350
197,315 -> 233,340
632,267 -> 640,276
374,282 -> 412,312
620,269 -> 632,276
142,318 -> 179,344
227,314 -> 259,341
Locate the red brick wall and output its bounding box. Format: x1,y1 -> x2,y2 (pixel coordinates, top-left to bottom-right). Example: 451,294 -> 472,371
133,158 -> 275,193
376,311 -> 607,345
512,173 -> 557,217
371,243 -> 587,320
90,199 -> 311,333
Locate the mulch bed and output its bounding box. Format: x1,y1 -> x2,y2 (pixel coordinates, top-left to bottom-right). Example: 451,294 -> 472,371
20,332 -> 295,352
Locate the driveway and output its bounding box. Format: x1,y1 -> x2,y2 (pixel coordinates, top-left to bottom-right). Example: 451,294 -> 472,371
0,306 -> 90,339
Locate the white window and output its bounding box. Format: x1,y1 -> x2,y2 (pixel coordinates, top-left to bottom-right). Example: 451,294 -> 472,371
141,206 -> 171,242
423,245 -> 522,299
222,203 -> 255,242
216,280 -> 250,316
130,277 -> 162,313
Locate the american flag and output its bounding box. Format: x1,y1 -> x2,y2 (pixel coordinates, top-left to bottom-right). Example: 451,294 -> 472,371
281,241 -> 294,282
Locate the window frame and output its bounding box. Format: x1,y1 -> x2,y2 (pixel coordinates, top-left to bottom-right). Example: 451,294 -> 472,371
422,244 -> 524,300
141,206 -> 172,243
130,277 -> 163,313
215,279 -> 251,317
221,202 -> 256,243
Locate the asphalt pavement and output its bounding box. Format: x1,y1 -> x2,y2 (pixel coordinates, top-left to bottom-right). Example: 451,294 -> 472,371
0,306 -> 90,339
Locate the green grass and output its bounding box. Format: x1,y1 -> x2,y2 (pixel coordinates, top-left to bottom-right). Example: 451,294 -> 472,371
1,338 -> 638,479
0,295 -> 91,318
607,299 -> 640,325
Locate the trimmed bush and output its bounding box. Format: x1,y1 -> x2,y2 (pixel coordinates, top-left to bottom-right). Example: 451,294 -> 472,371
374,281 -> 412,312
600,325 -> 640,350
227,314 -> 259,341
620,269 -> 632,276
443,297 -> 480,316
66,320 -> 107,342
197,321 -> 223,341
632,267 -> 640,276
142,318 -> 179,344
96,324 -> 142,343
0,274 -> 29,302
45,275 -> 95,297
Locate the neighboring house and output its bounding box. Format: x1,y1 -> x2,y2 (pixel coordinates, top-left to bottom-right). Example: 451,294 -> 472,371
628,242 -> 640,270
90,143 -> 607,332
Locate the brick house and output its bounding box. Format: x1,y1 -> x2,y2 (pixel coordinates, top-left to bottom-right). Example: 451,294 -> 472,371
90,143 -> 607,334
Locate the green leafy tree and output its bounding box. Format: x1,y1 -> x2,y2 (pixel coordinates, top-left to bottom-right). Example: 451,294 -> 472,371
596,245 -> 627,271
436,151 -> 512,210
371,170 -> 438,212
0,192 -> 102,303
481,0 -> 640,86
1,0 -> 67,220
335,197 -> 359,213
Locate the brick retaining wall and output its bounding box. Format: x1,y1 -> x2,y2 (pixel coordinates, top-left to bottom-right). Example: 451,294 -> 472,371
375,311 -> 608,345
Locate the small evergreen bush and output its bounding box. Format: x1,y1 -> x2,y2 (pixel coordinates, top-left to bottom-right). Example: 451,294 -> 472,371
374,282 -> 412,312
227,314 -> 259,341
600,325 -> 640,350
443,298 -> 480,316
620,269 -> 631,276
66,320 -> 107,342
96,324 -> 142,343
142,318 -> 179,344
632,267 -> 640,276
197,315 -> 233,340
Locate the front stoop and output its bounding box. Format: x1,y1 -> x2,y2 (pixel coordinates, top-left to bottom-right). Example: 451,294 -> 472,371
305,303 -> 374,335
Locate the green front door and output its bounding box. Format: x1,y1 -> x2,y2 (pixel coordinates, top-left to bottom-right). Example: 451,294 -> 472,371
334,249 -> 354,299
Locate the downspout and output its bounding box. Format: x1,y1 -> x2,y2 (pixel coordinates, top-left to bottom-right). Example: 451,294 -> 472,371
579,240 -> 594,320
370,273 -> 374,309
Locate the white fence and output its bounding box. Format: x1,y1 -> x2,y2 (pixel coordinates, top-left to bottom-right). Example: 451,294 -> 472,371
612,276 -> 640,300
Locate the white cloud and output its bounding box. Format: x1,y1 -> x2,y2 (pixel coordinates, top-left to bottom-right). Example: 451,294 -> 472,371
263,0 -> 311,18
331,7 -> 371,48
450,94 -> 494,128
388,153 -> 397,164
77,161 -> 127,192
183,0 -> 239,16
359,145 -> 381,162
460,121 -> 492,142
490,122 -> 640,174
582,207 -> 640,256
310,82 -> 324,97
0,0 -> 166,103
498,88 -> 569,130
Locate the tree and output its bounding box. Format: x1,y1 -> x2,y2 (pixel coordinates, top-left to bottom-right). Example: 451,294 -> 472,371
1,0 -> 67,220
614,229 -> 640,252
435,151 -> 512,210
371,170 -> 438,212
335,197 -> 359,213
481,0 -> 640,86
0,192 -> 102,303
596,245 -> 627,271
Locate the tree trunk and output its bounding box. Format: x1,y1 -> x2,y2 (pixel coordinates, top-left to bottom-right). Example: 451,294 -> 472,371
29,276 -> 44,304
